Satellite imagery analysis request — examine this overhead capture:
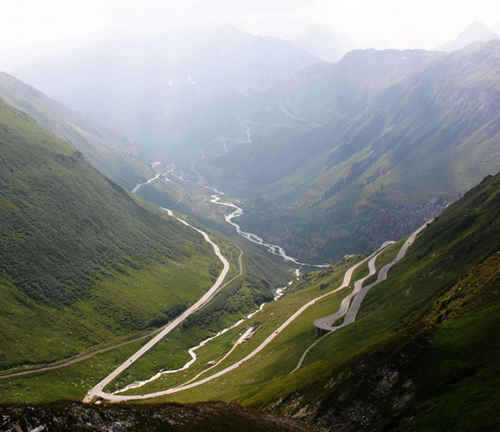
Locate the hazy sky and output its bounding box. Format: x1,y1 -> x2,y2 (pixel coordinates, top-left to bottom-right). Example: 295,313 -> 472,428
1,0 -> 500,70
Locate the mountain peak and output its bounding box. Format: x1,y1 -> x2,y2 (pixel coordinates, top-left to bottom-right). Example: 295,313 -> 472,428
440,21 -> 499,52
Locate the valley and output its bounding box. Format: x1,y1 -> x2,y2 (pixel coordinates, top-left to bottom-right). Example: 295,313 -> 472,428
83,205 -> 230,403
94,221 -> 425,404
1,12 -> 500,431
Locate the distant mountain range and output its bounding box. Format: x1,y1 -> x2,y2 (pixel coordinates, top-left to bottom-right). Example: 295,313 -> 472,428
204,41 -> 500,261
293,25 -> 353,62
439,21 -> 499,52
13,26 -> 317,164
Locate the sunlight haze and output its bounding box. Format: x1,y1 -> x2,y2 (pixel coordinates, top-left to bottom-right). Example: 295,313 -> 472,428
1,0 -> 500,70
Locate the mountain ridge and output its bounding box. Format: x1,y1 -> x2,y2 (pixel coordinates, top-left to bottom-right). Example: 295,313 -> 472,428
0,72 -> 151,189
206,40 -> 500,261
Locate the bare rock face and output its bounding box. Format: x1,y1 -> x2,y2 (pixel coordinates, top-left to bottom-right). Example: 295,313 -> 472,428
0,401 -> 312,432
264,336 -> 425,432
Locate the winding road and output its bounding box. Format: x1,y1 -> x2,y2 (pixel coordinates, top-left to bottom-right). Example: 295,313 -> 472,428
81,172 -> 431,403
279,102 -> 322,128
111,270 -> 294,396
83,207 -> 230,403
292,220 -> 432,372
131,173 -> 161,193
313,241 -> 395,332
86,240 -> 394,402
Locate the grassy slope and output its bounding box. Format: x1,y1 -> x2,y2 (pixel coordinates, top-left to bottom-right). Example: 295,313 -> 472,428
104,257 -> 362,401
0,98 -> 220,369
245,172 -> 500,430
133,172 -> 500,431
0,238 -> 291,403
0,101 -> 293,400
103,239 -> 293,393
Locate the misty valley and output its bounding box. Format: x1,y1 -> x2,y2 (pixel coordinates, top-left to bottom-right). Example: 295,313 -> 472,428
1,6 -> 500,432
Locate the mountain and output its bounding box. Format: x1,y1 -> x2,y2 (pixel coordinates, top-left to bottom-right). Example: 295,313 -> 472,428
256,171 -> 500,431
294,25 -> 353,62
1,121 -> 498,430
440,21 -> 499,52
0,72 -> 151,190
281,48 -> 443,124
14,27 -> 318,164
12,31 -> 500,267
203,47 -> 443,188
2,171 -> 498,431
0,97 -> 220,369
1,31 -> 499,429
144,171 -> 500,431
203,41 -> 500,262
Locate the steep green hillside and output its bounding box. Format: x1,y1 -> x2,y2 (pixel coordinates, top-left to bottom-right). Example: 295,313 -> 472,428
0,72 -> 151,189
142,172 -> 500,431
0,239 -> 291,404
0,98 -> 220,369
143,158 -> 499,430
245,172 -> 500,431
211,41 -> 500,262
